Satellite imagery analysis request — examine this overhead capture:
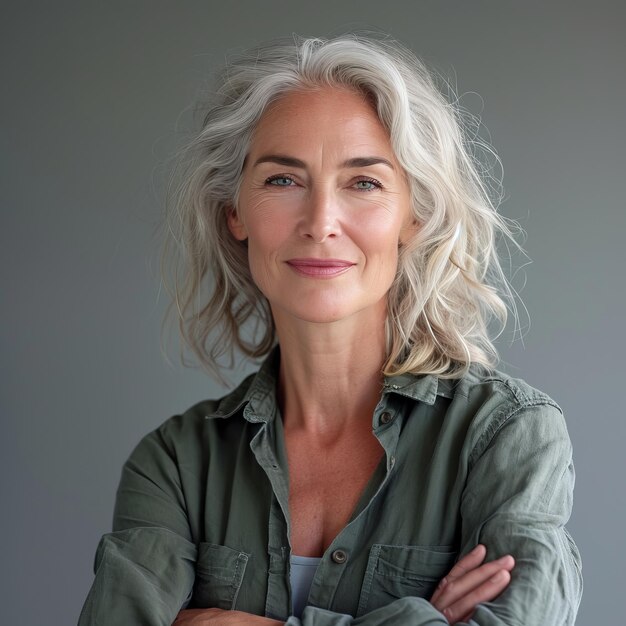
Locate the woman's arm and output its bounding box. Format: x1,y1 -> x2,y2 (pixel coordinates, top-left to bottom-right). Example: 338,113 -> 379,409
79,400 -> 580,626
456,400 -> 582,625
172,546 -> 515,626
78,419 -> 197,625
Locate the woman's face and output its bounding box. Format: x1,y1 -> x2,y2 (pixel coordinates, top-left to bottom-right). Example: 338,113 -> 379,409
230,86 -> 414,327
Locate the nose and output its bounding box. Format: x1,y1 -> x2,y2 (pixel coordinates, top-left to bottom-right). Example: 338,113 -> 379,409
297,187 -> 342,243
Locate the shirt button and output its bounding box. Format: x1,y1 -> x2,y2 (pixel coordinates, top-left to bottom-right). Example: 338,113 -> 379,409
331,549 -> 348,564
380,412 -> 393,425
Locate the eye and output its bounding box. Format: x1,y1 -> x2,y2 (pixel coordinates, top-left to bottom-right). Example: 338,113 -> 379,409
265,175 -> 296,187
353,177 -> 382,191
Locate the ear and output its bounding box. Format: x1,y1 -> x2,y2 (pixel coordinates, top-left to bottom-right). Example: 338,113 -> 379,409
226,205 -> 248,241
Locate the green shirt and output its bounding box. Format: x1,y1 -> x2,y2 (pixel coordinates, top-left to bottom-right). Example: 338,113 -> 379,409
78,350 -> 582,625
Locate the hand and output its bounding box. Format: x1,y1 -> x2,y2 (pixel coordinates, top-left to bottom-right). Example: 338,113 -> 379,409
173,608 -> 283,625
430,544 -> 515,625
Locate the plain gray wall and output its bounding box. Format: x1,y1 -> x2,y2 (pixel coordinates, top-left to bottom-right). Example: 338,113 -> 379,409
2,1 -> 624,624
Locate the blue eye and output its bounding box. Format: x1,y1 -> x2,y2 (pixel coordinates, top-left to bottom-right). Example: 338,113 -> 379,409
266,176 -> 295,186
354,178 -> 381,191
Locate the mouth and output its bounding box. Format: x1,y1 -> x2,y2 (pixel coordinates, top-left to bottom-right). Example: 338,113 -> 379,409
286,258 -> 356,278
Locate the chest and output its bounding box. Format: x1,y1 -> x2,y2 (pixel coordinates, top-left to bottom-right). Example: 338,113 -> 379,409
192,411 -> 466,617
285,430 -> 385,556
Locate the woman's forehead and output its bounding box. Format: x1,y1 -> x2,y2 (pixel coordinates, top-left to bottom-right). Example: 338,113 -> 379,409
248,87 -> 396,165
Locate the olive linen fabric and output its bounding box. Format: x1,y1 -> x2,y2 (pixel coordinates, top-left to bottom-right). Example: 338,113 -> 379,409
78,350 -> 582,625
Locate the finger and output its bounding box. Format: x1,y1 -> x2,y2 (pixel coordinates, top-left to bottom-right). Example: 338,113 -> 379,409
430,545 -> 486,604
433,555 -> 514,609
441,569 -> 511,625
448,545 -> 487,580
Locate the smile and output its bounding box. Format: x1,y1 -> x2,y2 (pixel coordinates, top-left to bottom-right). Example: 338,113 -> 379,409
286,258 -> 356,278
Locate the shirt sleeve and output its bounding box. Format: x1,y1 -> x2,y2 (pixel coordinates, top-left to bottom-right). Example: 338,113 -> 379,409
284,597 -> 445,624
458,400 -> 582,625
78,423 -> 198,626
285,400 -> 582,626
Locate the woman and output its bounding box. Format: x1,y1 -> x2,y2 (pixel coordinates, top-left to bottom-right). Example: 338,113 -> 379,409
79,34 -> 581,625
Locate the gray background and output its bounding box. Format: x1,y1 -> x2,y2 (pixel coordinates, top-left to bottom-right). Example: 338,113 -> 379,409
2,1 -> 624,624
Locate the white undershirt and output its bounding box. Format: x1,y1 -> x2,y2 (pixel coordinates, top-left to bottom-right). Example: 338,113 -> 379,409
290,555 -> 322,618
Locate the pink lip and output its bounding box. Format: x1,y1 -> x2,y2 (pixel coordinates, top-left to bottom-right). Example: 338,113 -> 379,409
286,258 -> 355,278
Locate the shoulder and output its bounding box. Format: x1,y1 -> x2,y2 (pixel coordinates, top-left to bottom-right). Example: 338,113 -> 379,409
129,372 -> 259,466
435,365 -> 570,464
444,364 -> 561,411
113,373 -> 263,534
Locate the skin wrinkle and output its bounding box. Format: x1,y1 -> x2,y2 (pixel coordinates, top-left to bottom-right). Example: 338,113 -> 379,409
253,155 -> 397,172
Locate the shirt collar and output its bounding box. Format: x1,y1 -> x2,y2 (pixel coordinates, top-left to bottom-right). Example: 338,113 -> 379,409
210,347 -> 280,423
382,372 -> 450,405
210,347 -> 455,421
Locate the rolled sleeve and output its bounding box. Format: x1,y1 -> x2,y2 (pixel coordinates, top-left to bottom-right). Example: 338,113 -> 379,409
78,527 -> 197,625
286,597 -> 447,625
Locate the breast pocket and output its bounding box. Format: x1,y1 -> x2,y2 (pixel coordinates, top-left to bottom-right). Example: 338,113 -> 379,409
357,544 -> 457,616
192,542 -> 250,610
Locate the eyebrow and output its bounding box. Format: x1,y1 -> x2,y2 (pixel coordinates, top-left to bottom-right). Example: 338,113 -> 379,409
253,154 -> 395,171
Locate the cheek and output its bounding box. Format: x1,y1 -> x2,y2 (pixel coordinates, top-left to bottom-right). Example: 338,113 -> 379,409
374,247 -> 400,284
240,192 -> 297,246
355,213 -> 404,255
244,224 -> 291,292
246,220 -> 291,258
356,219 -> 404,284
246,240 -> 272,289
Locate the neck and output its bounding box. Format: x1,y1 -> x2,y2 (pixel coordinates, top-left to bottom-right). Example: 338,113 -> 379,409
274,307 -> 388,437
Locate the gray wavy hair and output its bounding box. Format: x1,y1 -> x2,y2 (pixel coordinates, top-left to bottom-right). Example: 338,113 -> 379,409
164,33 -> 520,381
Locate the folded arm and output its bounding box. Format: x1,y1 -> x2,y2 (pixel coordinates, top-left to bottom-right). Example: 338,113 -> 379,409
78,423 -> 197,626
79,401 -> 581,626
